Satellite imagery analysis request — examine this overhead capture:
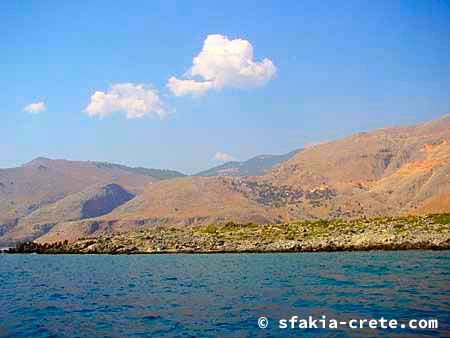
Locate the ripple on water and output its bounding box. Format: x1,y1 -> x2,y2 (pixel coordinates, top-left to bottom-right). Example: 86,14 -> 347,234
0,251 -> 449,337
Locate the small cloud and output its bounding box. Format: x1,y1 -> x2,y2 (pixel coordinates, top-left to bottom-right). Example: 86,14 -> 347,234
167,34 -> 276,97
214,151 -> 234,162
304,140 -> 328,149
85,83 -> 168,119
24,101 -> 46,114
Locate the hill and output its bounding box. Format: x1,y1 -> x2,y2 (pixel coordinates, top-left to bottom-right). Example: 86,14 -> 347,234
1,184 -> 134,246
36,176 -> 281,243
0,158 -> 182,245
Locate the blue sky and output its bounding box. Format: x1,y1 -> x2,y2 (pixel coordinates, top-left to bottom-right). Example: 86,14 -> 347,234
2,0 -> 450,173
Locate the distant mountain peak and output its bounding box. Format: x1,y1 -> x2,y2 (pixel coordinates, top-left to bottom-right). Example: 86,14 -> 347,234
24,157 -> 53,166
195,149 -> 302,177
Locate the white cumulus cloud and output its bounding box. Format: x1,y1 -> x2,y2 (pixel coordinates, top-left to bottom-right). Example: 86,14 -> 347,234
214,151 -> 234,162
24,101 -> 46,114
85,83 -> 168,119
167,34 -> 276,97
167,77 -> 213,97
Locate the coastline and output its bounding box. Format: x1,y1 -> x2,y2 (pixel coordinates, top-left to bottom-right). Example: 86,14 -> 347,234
4,214 -> 450,254
4,246 -> 450,255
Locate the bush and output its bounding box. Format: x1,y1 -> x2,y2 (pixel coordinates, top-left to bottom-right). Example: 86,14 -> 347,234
431,214 -> 450,225
202,224 -> 218,234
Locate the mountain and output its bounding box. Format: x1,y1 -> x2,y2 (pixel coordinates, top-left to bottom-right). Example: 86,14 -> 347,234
1,114 -> 450,245
0,158 -> 183,245
33,115 -> 450,244
36,176 -> 281,243
195,149 -> 301,177
1,184 -> 134,246
262,114 -> 450,219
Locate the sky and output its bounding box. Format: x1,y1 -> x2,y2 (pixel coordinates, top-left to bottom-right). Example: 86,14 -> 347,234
1,0 -> 450,174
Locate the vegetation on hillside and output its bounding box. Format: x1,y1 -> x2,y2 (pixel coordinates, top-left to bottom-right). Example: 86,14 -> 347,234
93,162 -> 185,180
5,213 -> 450,254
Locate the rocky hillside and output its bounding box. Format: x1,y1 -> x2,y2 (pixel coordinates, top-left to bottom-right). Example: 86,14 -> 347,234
262,114 -> 450,219
0,158 -> 182,246
35,176 -> 282,244
10,214 -> 450,253
0,184 -> 135,246
195,149 -> 301,177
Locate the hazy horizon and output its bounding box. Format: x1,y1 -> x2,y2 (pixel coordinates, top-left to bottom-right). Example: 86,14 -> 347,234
2,112 -> 449,174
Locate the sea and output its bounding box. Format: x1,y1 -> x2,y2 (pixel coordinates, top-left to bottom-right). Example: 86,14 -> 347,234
0,251 -> 449,337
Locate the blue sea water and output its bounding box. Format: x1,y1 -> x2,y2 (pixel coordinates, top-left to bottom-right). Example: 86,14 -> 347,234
0,251 -> 449,337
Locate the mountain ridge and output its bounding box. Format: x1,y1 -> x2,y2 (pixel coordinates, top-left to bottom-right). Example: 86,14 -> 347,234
1,114 -> 449,245
195,149 -> 302,177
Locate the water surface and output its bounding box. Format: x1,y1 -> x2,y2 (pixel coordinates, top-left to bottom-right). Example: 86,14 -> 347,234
1,251 -> 449,337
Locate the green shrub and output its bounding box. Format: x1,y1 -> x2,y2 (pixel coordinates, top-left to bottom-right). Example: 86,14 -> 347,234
202,224 -> 218,234
431,214 -> 450,225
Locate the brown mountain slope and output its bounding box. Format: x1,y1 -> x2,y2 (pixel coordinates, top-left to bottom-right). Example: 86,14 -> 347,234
0,158 -> 155,241
265,115 -> 450,190
1,184 -> 134,245
260,114 -> 450,219
319,143 -> 450,219
36,177 -> 282,243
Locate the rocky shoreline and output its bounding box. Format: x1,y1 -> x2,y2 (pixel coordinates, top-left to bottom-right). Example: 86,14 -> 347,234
3,214 -> 450,254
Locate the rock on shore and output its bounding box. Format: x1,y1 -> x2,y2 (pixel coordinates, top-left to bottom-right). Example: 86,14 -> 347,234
5,214 -> 450,254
